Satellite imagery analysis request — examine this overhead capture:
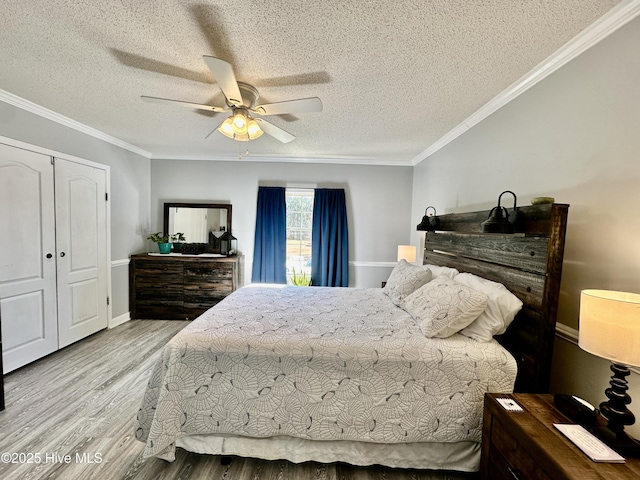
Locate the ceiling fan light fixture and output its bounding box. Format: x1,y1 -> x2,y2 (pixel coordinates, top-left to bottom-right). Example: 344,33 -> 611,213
218,117 -> 235,139
218,110 -> 263,142
231,109 -> 249,134
234,132 -> 250,142
247,119 -> 263,139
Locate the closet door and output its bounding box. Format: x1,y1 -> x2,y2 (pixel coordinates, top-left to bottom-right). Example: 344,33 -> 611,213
0,143 -> 58,373
55,158 -> 109,348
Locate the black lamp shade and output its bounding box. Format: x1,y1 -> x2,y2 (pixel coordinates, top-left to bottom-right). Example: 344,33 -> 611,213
481,191 -> 518,233
417,206 -> 438,231
481,206 -> 512,233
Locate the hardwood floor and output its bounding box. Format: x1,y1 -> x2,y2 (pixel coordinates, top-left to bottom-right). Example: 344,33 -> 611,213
0,320 -> 478,480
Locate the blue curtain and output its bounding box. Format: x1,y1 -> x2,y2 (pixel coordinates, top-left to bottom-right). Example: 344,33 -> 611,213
251,186 -> 286,283
311,188 -> 349,287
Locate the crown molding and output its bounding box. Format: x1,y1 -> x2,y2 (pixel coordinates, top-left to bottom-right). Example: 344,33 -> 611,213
150,153 -> 413,167
0,89 -> 152,158
411,0 -> 640,166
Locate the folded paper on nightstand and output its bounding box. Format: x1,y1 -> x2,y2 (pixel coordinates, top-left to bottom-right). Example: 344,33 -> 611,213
555,424 -> 625,463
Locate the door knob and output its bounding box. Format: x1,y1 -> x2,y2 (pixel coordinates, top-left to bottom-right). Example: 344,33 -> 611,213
60,252 -> 66,257
46,253 -> 53,259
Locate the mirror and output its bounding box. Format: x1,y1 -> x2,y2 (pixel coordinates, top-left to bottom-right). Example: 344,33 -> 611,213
164,203 -> 232,252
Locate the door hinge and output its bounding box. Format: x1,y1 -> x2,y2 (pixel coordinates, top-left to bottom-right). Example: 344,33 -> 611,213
105,192 -> 108,201
51,157 -> 55,165
107,296 -> 110,306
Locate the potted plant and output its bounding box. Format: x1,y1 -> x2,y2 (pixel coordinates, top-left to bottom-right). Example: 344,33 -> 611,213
291,268 -> 312,286
147,232 -> 171,254
170,232 -> 186,252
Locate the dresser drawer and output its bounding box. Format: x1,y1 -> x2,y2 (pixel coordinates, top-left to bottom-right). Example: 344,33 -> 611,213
130,254 -> 238,320
134,259 -> 183,277
183,263 -> 233,318
489,416 -> 553,480
183,263 -> 234,280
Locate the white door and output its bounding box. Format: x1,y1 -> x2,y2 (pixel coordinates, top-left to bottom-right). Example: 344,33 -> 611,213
55,158 -> 108,348
0,143 -> 58,373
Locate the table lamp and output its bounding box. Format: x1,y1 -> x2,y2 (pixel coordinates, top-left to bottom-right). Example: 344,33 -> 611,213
578,289 -> 640,455
397,245 -> 417,263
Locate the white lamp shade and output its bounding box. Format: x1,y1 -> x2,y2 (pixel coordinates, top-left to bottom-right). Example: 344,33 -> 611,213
218,117 -> 235,138
579,289 -> 640,367
231,109 -> 249,134
397,245 -> 417,263
247,119 -> 263,139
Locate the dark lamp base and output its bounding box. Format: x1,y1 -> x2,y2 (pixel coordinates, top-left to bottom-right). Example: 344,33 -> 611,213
592,362 -> 640,456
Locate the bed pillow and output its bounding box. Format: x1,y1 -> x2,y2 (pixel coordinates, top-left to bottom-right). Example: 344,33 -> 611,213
383,259 -> 433,306
424,264 -> 459,279
402,276 -> 488,338
455,273 -> 523,342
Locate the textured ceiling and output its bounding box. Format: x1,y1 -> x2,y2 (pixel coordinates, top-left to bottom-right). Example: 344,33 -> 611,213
0,0 -> 623,165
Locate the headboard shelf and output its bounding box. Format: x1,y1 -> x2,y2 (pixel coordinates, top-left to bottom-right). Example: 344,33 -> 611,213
423,202 -> 569,393
432,202 -> 567,236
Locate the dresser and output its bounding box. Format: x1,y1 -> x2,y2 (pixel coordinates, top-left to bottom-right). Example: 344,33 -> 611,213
129,254 -> 238,320
481,393 -> 640,479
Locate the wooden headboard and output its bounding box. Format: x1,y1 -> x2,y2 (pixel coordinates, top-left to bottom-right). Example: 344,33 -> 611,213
422,203 -> 569,393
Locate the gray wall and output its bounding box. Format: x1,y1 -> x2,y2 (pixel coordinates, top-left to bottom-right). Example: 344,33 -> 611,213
150,159 -> 413,287
410,17 -> 640,434
0,103 -> 151,319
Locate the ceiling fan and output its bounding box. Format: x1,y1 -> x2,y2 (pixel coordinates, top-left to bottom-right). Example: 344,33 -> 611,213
142,56 -> 323,143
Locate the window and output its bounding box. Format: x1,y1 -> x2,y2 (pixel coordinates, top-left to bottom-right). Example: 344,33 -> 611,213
285,189 -> 314,284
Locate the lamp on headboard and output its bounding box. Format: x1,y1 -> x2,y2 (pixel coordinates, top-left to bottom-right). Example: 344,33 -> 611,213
397,245 -> 417,263
416,206 -> 438,231
579,289 -> 640,455
481,190 -> 518,233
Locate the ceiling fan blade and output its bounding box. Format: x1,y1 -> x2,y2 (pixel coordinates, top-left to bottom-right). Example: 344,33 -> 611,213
253,97 -> 322,116
141,95 -> 228,113
255,118 -> 296,143
203,56 -> 244,107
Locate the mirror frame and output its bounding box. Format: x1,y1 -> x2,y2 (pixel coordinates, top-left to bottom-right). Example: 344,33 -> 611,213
163,202 -> 232,242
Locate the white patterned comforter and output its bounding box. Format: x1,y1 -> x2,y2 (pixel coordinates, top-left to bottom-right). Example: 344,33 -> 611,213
135,286 -> 517,460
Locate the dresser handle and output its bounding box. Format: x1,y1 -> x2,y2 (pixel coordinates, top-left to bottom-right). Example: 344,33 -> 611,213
508,466 -> 522,479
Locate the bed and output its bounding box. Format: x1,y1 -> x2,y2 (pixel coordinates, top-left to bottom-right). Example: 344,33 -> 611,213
134,202 -> 569,472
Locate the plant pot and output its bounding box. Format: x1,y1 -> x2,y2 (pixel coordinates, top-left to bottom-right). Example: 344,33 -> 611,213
158,242 -> 172,254
172,242 -> 184,252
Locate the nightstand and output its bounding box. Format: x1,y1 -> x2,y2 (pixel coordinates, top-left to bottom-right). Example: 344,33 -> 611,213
480,393 -> 640,479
